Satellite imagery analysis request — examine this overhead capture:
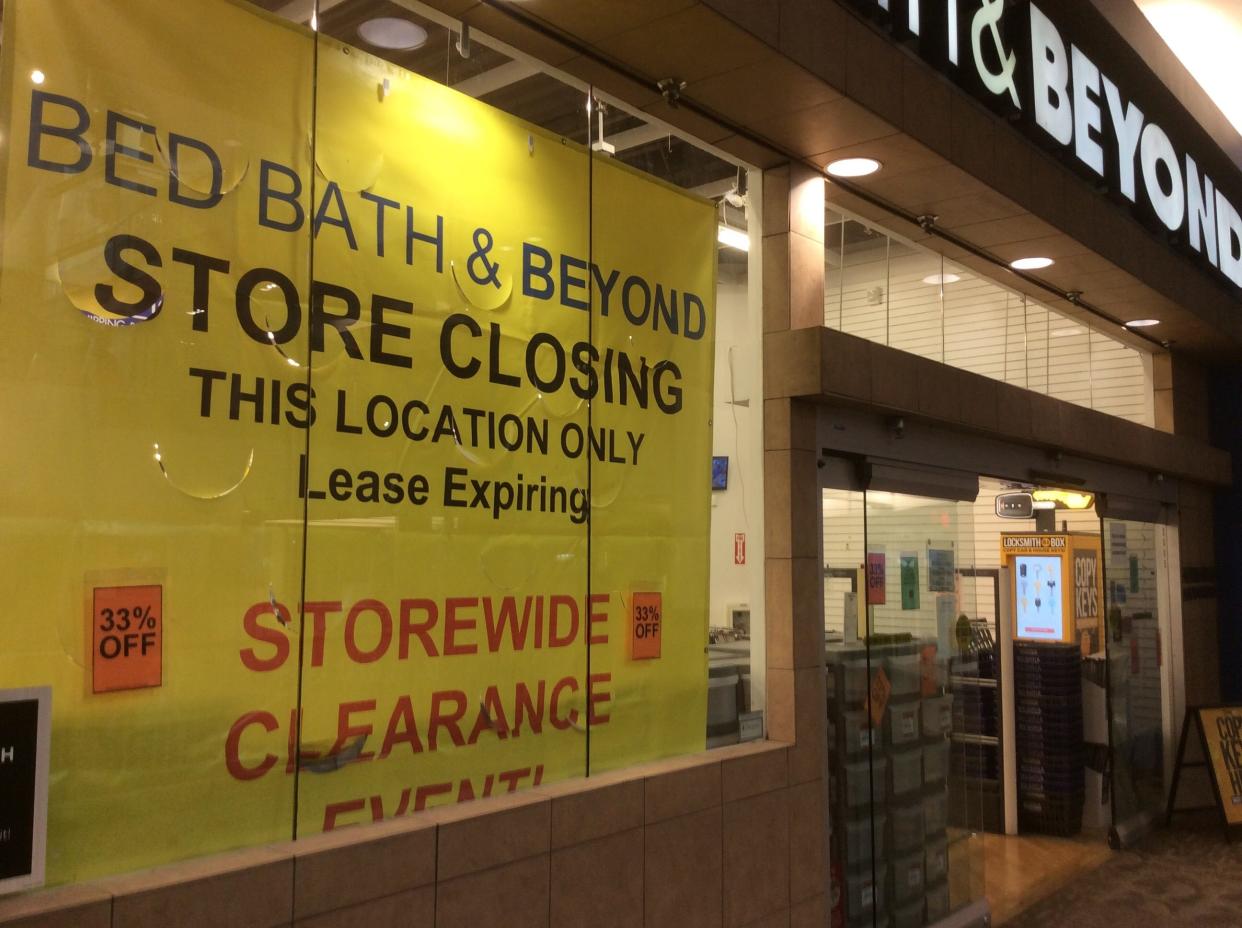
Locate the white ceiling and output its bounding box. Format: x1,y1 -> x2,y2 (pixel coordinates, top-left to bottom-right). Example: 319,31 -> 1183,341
1135,0 -> 1242,135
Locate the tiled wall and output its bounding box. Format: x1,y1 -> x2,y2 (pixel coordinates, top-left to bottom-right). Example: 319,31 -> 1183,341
0,742 -> 830,928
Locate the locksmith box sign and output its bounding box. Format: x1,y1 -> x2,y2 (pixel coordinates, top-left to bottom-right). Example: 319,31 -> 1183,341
0,688 -> 50,896
0,0 -> 715,885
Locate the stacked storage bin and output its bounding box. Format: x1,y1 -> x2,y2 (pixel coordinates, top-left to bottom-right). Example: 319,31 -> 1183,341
826,644 -> 887,928
922,678 -> 951,927
882,642 -> 925,928
1013,641 -> 1085,836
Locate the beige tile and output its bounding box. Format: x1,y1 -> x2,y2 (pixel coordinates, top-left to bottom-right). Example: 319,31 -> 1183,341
763,329 -> 824,398
435,855 -> 549,928
844,15 -> 903,126
869,341 -> 920,412
550,829 -> 643,928
787,667 -> 828,785
948,93 -> 997,190
702,0 -> 781,46
820,330 -> 873,402
644,758 -> 722,824
901,56 -> 952,159
959,372 -> 999,433
764,666 -> 796,746
289,819 -> 435,919
765,557 -> 795,670
763,232 -> 792,333
996,388 -> 1033,442
0,884 -> 112,928
789,893 -> 826,928
777,0 -> 848,89
596,6 -> 771,86
763,165 -> 791,237
722,744 -> 788,802
764,450 -> 794,560
790,164 -> 826,243
108,847 -> 293,928
740,912 -> 789,928
550,780 -> 643,849
916,361 -> 962,423
789,232 -> 826,330
436,800 -> 550,882
788,450 -> 820,559
645,808 -> 723,928
789,556 -> 825,669
293,886 -> 433,928
1028,393 -> 1065,448
787,781 -> 828,903
724,790 -> 790,927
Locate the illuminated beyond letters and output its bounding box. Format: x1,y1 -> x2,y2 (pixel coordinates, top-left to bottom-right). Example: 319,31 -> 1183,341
852,0 -> 1242,294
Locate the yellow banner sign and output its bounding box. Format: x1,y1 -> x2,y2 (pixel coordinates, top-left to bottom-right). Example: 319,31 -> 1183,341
0,0 -> 715,884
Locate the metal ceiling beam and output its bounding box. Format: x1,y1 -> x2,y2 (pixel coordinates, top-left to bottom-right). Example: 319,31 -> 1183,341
452,60 -> 538,97
276,0 -> 348,24
606,123 -> 671,153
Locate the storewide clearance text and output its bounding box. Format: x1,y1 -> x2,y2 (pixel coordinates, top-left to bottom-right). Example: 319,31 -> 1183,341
225,593 -> 616,802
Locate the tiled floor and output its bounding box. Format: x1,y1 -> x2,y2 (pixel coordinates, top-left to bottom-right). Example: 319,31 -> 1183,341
983,831 -> 1113,925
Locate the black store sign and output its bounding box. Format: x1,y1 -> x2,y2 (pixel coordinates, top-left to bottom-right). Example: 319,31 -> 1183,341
0,689 -> 48,893
841,0 -> 1242,297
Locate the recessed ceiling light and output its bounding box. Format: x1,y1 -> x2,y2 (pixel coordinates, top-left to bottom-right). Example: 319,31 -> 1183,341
358,17 -> 429,51
1124,318 -> 1161,328
922,273 -> 961,285
1010,256 -> 1054,270
826,157 -> 882,178
717,224 -> 749,252
30,70 -> 45,84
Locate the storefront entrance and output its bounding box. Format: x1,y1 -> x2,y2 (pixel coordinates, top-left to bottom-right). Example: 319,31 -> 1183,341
820,452 -> 1179,926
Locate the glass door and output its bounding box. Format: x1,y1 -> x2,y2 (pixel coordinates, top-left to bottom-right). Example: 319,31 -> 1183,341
1100,512 -> 1173,846
823,465 -> 989,927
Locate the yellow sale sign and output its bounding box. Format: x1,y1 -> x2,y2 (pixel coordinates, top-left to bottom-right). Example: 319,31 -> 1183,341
0,0 -> 714,884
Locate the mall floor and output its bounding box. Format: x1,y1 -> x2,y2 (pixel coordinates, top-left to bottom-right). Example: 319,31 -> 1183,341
986,831 -> 1113,924
996,812 -> 1242,927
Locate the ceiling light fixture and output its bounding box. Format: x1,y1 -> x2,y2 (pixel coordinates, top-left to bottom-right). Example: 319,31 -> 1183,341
1010,256 -> 1054,270
358,17 -> 429,51
826,157 -> 882,178
1124,318 -> 1161,328
922,273 -> 962,285
30,70 -> 45,84
717,224 -> 749,252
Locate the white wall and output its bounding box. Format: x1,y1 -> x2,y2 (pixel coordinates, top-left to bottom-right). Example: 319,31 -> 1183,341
708,242 -> 765,707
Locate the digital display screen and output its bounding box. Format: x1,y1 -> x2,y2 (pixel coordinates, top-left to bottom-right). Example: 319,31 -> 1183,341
711,456 -> 728,490
1014,555 -> 1064,641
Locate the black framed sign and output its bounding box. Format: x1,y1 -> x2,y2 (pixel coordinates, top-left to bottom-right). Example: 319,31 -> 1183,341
0,687 -> 50,894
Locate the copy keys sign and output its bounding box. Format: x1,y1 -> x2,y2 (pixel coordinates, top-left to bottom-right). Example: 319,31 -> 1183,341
92,585 -> 163,693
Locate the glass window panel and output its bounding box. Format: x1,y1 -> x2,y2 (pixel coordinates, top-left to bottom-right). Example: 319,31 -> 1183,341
1090,329 -> 1155,426
1046,319 -> 1093,408
1102,517 -> 1170,838
838,220 -> 891,345
0,0 -> 314,883
943,271 -> 1013,380
887,242 -> 944,362
825,210 -> 847,331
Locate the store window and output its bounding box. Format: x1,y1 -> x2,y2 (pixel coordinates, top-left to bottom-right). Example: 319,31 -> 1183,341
825,210 -> 1156,427
0,0 -> 764,890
